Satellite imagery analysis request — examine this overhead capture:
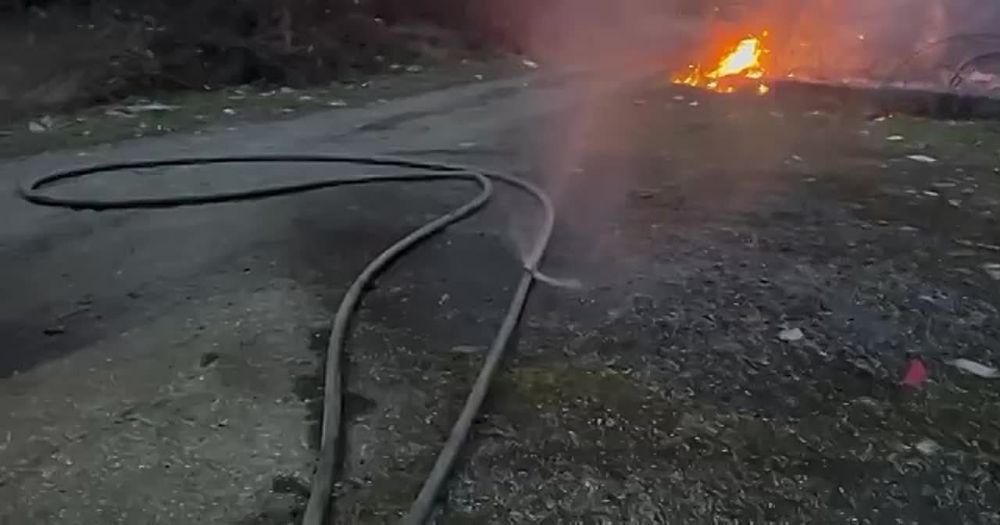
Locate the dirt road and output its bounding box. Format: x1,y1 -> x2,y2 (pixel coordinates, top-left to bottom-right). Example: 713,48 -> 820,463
2,68 -> 1000,523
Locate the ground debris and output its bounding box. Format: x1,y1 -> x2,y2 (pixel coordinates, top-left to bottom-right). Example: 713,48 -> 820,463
122,102 -> 179,113
947,358 -> 1000,379
914,438 -> 941,456
906,154 -> 938,164
982,262 -> 1000,280
28,116 -> 54,133
902,358 -> 929,388
778,327 -> 804,342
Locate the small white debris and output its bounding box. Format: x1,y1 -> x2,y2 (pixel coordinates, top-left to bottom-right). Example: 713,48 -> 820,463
947,358 -> 1000,379
688,101 -> 700,107
922,190 -> 940,197
297,95 -> 314,102
521,58 -> 539,69
222,108 -> 237,115
327,100 -> 348,107
279,86 -> 296,94
915,438 -> 940,455
907,154 -> 938,164
405,64 -> 424,73
28,115 -> 54,132
779,328 -> 804,342
473,74 -> 484,81
886,135 -> 905,142
673,95 -> 685,101
123,102 -> 179,113
450,345 -> 485,354
982,263 -> 1000,280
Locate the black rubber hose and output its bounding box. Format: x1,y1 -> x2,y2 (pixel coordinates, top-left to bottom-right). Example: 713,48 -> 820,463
19,155 -> 556,524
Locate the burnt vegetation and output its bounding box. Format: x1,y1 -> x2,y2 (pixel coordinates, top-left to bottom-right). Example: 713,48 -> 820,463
0,0 -> 543,116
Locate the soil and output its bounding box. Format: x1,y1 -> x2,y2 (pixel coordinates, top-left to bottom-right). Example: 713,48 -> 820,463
2,65 -> 1000,524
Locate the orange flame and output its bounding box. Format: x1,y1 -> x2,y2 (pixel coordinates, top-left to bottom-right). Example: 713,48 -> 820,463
674,32 -> 771,95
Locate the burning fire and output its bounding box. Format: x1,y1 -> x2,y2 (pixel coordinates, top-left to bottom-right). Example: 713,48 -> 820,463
674,32 -> 771,95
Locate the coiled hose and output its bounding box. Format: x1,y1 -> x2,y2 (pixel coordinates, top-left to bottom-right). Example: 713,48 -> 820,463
18,155 -> 556,524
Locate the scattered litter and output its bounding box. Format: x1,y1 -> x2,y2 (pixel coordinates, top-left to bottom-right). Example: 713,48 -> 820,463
104,108 -> 134,118
886,135 -> 905,142
906,154 -> 938,164
948,199 -> 962,207
947,358 -> 1000,379
922,190 -> 940,197
688,101 -> 700,107
123,102 -> 179,113
222,108 -> 237,115
279,86 -> 296,94
902,358 -> 928,388
778,327 -> 804,342
873,116 -> 888,122
297,95 -> 315,102
521,58 -> 539,69
982,262 -> 1000,280
450,345 -> 485,354
281,108 -> 295,114
673,95 -> 685,101
327,100 -> 348,107
955,239 -> 1000,252
28,115 -> 54,133
914,438 -> 941,456
473,74 -> 484,81
405,65 -> 424,73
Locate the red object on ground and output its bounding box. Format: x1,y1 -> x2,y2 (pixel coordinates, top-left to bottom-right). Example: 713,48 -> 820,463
902,358 -> 928,388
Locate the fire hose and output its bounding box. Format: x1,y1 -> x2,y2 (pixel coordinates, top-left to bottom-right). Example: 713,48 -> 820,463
18,155 -> 557,525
